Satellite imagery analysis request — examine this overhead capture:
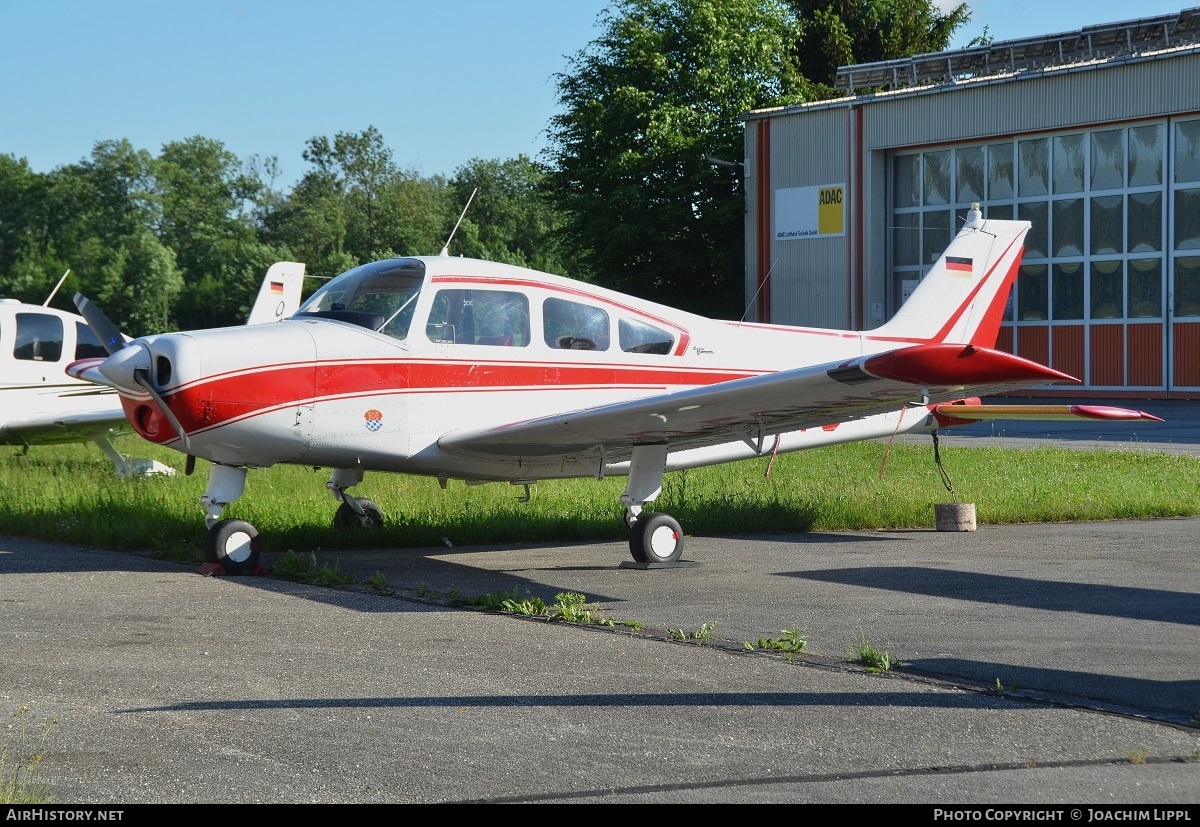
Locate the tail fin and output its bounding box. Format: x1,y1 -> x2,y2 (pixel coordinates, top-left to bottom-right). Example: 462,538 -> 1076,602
874,205 -> 1029,347
246,261 -> 305,325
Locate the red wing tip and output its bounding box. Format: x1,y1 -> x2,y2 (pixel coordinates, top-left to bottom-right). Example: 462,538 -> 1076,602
1070,405 -> 1164,422
66,357 -> 106,377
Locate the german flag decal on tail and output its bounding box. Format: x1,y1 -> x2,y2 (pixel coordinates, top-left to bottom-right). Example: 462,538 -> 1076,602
946,256 -> 973,273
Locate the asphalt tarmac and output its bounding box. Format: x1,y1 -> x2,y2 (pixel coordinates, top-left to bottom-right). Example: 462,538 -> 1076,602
1,397 -> 1198,805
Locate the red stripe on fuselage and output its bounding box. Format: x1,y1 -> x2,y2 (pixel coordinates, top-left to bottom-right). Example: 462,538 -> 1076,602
142,359 -> 762,442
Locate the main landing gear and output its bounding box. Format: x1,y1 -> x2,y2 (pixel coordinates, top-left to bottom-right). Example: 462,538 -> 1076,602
197,464 -> 383,574
620,445 -> 686,565
328,468 -> 384,529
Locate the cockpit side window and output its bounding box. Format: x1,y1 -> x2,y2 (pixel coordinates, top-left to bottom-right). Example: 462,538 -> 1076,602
543,297 -> 610,351
619,317 -> 674,355
426,289 -> 530,346
14,313 -> 63,362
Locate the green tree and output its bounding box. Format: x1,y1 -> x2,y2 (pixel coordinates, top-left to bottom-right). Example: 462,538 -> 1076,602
279,125 -> 398,275
153,136 -> 259,279
92,229 -> 184,336
72,139 -> 160,240
0,154 -> 64,303
449,156 -> 574,274
28,141 -> 160,319
267,126 -> 469,279
545,0 -> 811,318
784,0 -> 972,93
372,171 -> 457,259
154,137 -> 294,330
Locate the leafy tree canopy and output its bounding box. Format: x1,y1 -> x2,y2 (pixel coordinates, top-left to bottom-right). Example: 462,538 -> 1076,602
546,0 -> 812,318
785,0 -> 972,94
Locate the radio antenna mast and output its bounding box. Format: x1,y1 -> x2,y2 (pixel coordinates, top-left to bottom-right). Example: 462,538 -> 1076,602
440,188 -> 478,256
43,269 -> 71,307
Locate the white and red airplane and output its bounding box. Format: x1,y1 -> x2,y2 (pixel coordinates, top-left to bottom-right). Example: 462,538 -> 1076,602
68,204 -> 1160,573
1,262 -> 305,475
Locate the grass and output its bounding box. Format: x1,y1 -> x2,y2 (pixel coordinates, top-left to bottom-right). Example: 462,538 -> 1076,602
3,437 -> 1200,561
667,622 -> 718,643
270,550 -> 355,586
0,707 -> 56,805
745,628 -> 809,655
848,632 -> 896,672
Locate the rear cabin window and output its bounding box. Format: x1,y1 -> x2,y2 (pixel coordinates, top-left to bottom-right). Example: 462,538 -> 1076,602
14,313 -> 63,362
75,321 -> 108,359
426,289 -> 530,347
619,317 -> 674,354
543,297 -> 609,351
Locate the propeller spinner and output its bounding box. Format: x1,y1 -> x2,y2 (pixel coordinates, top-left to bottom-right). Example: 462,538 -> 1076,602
72,293 -> 193,452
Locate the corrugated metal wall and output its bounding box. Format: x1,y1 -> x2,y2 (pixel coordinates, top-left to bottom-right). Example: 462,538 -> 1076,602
744,106 -> 853,327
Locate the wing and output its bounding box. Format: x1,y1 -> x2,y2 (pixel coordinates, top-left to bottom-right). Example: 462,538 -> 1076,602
2,404 -> 130,446
438,343 -> 1086,462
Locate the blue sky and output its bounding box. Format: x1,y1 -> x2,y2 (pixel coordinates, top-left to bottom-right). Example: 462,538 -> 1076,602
1,1 -> 1192,191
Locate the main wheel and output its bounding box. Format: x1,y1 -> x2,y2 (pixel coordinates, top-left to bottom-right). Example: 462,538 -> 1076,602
333,497 -> 384,529
203,518 -> 260,574
628,513 -> 684,564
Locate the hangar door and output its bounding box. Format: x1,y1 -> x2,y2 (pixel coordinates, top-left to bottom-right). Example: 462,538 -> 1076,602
890,116 -> 1200,397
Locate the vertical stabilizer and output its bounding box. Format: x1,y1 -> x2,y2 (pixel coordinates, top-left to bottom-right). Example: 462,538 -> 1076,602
247,261 -> 305,325
874,205 -> 1029,347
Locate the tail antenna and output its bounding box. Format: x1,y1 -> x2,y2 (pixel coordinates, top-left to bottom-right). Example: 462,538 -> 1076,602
439,188 -> 478,257
739,259 -> 777,323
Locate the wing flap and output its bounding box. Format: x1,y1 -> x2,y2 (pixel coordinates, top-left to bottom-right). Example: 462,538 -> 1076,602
438,343 -> 1082,461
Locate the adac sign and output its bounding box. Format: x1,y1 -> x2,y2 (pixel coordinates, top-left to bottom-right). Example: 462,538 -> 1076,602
774,184 -> 846,240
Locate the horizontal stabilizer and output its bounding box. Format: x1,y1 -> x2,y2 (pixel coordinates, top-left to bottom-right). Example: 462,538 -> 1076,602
934,402 -> 1164,423
863,343 -> 1078,386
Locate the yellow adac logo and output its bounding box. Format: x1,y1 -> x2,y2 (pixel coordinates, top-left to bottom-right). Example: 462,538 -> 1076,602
817,186 -> 844,235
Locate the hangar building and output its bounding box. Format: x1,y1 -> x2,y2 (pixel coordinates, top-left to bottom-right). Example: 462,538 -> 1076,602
741,7 -> 1200,399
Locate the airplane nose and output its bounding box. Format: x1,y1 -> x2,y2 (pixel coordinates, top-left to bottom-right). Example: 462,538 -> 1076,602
98,342 -> 151,392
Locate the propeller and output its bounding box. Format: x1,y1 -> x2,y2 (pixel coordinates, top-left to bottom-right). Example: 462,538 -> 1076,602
72,293 -> 193,452
73,293 -> 127,355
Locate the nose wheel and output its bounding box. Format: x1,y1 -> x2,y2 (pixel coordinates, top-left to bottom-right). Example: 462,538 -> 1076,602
628,513 -> 684,564
203,518 -> 261,574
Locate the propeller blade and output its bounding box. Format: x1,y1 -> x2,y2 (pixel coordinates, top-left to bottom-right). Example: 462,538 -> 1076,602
73,293 -> 127,355
132,369 -> 193,454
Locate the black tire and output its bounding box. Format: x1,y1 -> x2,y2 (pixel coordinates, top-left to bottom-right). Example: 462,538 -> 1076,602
333,497 -> 384,529
203,519 -> 260,574
628,513 -> 684,564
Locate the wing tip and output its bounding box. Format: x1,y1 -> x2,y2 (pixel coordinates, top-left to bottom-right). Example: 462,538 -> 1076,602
1070,405 -> 1164,422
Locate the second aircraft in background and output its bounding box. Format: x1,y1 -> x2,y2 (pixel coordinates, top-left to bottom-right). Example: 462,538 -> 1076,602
1,262 -> 305,476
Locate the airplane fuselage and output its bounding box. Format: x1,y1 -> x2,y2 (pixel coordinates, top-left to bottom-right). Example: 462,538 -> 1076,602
107,256 -> 908,481
72,210 -> 1160,572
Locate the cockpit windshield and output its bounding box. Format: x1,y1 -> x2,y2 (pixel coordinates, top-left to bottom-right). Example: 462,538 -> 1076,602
294,258 -> 426,340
